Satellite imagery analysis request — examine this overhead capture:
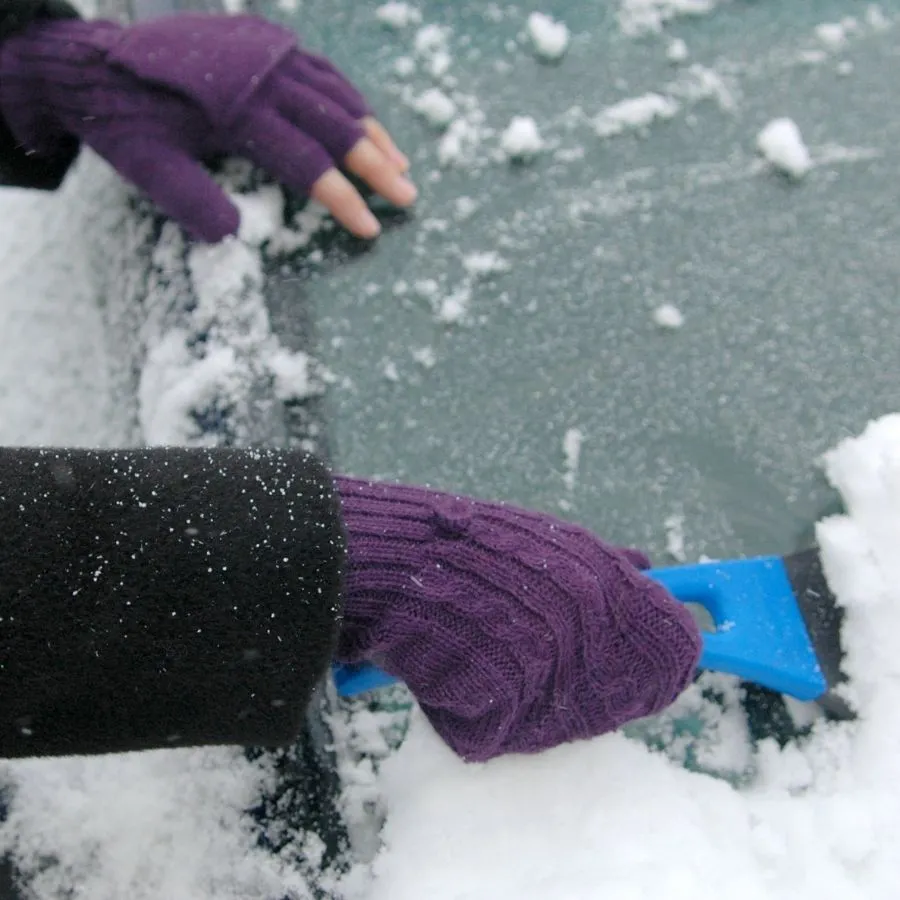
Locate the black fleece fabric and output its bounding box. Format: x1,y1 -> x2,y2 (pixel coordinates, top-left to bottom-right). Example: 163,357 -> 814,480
0,446 -> 346,759
0,0 -> 81,189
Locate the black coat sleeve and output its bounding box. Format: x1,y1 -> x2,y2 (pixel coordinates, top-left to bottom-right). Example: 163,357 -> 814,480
0,446 -> 347,759
0,0 -> 82,190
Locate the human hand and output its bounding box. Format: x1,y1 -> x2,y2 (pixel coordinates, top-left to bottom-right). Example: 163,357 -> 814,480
333,476 -> 702,762
0,13 -> 416,241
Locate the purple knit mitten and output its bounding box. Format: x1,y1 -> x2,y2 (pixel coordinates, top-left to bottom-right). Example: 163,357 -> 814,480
335,476 -> 702,762
0,14 -> 370,240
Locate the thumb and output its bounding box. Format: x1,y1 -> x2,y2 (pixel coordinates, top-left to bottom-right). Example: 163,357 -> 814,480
88,134 -> 240,242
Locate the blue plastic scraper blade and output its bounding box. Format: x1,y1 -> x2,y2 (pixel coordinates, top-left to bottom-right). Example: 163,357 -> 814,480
332,661 -> 399,696
648,556 -> 827,702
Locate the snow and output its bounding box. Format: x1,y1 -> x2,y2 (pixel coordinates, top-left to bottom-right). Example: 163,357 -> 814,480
375,2 -> 421,30
393,55 -> 415,77
413,23 -> 451,77
461,250 -> 510,277
526,12 -> 570,61
618,0 -> 723,36
561,426 -> 583,494
654,303 -> 685,328
413,22 -> 447,56
453,196 -> 479,220
411,346 -> 437,369
500,115 -> 544,159
594,93 -> 681,138
0,167 -> 127,447
359,413 -> 900,900
267,348 -> 315,401
437,117 -> 483,167
664,512 -> 687,561
231,185 -> 284,246
412,88 -> 456,128
3,3 -> 900,899
815,19 -> 858,50
436,285 -> 471,324
667,37 -> 689,62
757,118 -> 813,179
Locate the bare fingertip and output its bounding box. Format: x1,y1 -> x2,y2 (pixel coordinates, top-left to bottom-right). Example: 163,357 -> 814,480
354,208 -> 382,238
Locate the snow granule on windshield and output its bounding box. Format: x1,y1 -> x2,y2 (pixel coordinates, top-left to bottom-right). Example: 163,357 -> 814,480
526,12 -> 570,61
667,37 -> 689,62
618,0 -> 724,35
654,303 -> 685,329
500,116 -> 544,159
594,93 -> 680,138
757,117 -> 812,179
412,88 -> 456,128
561,426 -> 583,493
375,1 -> 421,29
815,18 -> 858,49
461,251 -> 510,278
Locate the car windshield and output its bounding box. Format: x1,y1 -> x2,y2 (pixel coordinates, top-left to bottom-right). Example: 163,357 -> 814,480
257,0 -> 900,562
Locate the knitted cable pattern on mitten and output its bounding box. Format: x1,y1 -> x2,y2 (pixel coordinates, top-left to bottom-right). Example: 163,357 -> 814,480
334,476 -> 701,762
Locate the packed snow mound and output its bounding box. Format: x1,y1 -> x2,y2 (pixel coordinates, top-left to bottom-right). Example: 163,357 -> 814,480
365,414 -> 900,900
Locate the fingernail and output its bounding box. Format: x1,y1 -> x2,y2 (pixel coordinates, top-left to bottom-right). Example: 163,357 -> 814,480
395,176 -> 418,205
355,208 -> 382,238
394,149 -> 411,170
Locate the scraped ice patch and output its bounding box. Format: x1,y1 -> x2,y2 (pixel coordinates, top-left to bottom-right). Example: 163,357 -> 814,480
757,118 -> 812,179
376,1 -> 421,28
618,0 -> 722,36
664,512 -> 687,561
500,116 -> 544,159
362,412 -> 900,900
654,303 -> 685,329
561,426 -> 583,493
412,88 -> 456,128
526,12 -> 570,61
594,93 -> 680,138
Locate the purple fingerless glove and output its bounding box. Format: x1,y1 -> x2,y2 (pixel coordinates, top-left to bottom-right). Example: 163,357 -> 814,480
0,13 -> 370,241
334,476 -> 702,763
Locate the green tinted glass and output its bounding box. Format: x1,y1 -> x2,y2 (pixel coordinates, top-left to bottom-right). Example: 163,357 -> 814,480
263,0 -> 900,563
